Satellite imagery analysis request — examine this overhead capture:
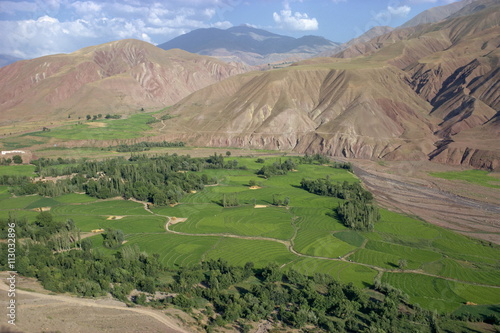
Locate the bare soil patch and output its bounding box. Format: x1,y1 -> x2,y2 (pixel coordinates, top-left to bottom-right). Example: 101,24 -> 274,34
0,273 -> 190,333
249,186 -> 262,190
107,215 -> 125,220
254,205 -> 267,208
33,207 -> 51,212
86,121 -> 107,128
168,217 -> 187,226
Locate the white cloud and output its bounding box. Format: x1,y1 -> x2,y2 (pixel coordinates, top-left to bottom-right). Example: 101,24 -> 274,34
0,0 -> 243,58
273,3 -> 318,31
388,5 -> 411,17
374,5 -> 412,23
71,1 -> 103,15
212,20 -> 233,29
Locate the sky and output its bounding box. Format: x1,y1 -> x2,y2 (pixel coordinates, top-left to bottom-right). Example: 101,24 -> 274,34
0,0 -> 461,59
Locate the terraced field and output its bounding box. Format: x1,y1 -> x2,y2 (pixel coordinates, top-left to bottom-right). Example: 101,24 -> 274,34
1,157 -> 499,313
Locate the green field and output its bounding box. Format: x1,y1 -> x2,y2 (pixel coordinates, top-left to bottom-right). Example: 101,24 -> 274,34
1,156 -> 499,313
430,169 -> 500,188
0,164 -> 36,176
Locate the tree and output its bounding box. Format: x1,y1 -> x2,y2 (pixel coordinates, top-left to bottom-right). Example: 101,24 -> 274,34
398,259 -> 407,270
12,155 -> 23,164
226,151 -> 231,157
249,179 -> 257,187
102,229 -> 124,249
86,114 -> 91,121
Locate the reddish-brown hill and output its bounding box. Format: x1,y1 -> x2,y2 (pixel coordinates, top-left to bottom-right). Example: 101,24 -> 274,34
0,39 -> 248,124
155,2 -> 499,169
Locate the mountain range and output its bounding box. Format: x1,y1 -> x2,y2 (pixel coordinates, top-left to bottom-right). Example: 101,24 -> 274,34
158,25 -> 340,66
0,0 -> 498,169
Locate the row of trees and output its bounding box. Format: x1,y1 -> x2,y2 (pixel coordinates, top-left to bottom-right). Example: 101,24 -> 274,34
0,155 -> 22,165
300,178 -> 373,202
108,140 -> 185,152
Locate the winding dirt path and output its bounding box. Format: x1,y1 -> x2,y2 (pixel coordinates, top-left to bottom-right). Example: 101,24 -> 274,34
0,276 -> 190,333
159,210 -> 499,289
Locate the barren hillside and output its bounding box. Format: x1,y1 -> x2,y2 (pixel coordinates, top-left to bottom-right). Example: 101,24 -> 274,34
155,2 -> 499,169
0,39 -> 248,124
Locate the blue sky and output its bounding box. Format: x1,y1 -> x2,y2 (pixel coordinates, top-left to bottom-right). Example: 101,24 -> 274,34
0,0 -> 460,59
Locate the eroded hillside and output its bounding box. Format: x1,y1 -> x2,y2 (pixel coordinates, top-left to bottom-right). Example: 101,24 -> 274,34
0,39 -> 248,123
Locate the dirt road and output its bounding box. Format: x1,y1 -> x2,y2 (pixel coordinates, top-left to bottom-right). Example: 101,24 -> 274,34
0,276 -> 190,333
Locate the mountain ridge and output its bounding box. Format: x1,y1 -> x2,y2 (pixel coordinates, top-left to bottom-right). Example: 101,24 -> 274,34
158,25 -> 340,66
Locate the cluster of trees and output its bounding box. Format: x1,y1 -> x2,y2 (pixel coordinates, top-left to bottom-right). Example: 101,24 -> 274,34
256,158 -> 296,178
105,114 -> 122,119
0,212 -> 83,252
86,114 -> 103,121
221,193 -> 240,207
0,175 -> 31,186
0,155 -> 23,165
332,161 -> 353,171
300,178 -> 379,231
300,178 -> 373,202
12,154 -> 239,205
337,200 -> 380,231
107,141 -> 185,152
102,229 -> 125,249
0,157 -> 13,165
299,153 -> 331,164
272,194 -> 290,207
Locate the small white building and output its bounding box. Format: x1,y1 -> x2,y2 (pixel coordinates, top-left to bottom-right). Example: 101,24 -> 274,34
1,150 -> 26,155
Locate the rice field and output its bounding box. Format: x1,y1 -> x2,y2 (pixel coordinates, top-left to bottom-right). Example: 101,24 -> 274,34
2,156 -> 499,314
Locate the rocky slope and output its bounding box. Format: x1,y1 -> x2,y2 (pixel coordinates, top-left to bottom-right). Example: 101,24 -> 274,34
157,61 -> 437,162
0,39 -> 248,124
401,0 -> 475,28
155,2 -> 499,170
331,1 -> 500,169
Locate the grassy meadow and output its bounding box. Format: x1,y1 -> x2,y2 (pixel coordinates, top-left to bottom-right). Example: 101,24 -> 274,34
1,156 -> 499,314
430,169 -> 500,188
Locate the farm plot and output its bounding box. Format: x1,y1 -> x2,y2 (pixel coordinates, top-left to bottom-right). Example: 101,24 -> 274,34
333,230 -> 365,247
54,193 -> 97,204
430,169 -> 500,188
422,258 -> 500,286
432,230 -> 499,264
170,205 -> 294,240
51,200 -> 149,216
73,215 -> 166,234
364,240 -> 442,269
0,165 -> 36,177
0,195 -> 45,210
31,113 -> 157,141
289,257 -> 377,289
293,229 -> 356,258
382,273 -> 500,313
124,233 -> 220,268
203,237 -> 296,268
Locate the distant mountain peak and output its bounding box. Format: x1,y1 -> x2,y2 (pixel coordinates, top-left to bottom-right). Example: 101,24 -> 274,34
158,27 -> 340,66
